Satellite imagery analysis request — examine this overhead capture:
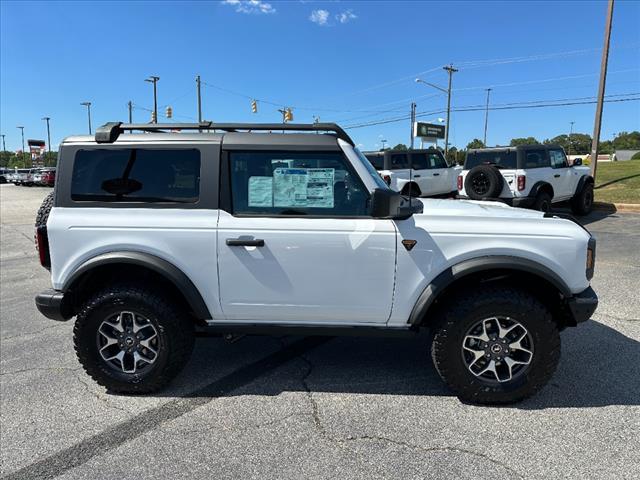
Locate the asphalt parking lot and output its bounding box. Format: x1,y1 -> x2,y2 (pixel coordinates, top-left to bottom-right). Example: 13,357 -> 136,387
1,184 -> 638,480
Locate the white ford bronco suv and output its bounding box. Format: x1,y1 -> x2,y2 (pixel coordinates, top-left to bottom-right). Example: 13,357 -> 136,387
34,122 -> 597,404
365,148 -> 461,197
458,145 -> 594,214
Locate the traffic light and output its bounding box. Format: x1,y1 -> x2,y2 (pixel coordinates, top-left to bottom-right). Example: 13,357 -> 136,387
151,111 -> 157,123
284,108 -> 293,122
251,100 -> 258,113
165,106 -> 173,119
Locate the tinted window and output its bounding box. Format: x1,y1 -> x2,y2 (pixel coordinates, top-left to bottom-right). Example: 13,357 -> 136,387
411,153 -> 429,170
465,151 -> 517,170
390,154 -> 408,170
365,154 -> 384,170
229,152 -> 369,216
523,149 -> 550,169
549,149 -> 568,168
71,149 -> 200,202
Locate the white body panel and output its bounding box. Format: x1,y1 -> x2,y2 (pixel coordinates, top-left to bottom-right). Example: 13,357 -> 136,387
216,211 -> 396,323
378,165 -> 461,197
47,208 -> 223,319
386,198 -> 591,326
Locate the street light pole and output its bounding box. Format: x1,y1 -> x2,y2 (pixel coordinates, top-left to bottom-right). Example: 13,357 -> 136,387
128,101 -> 133,123
569,121 -> 575,157
590,0 -> 614,180
410,102 -> 416,149
196,75 -> 202,123
145,76 -> 160,123
483,88 -> 492,146
1,134 -> 5,153
16,126 -> 25,167
42,117 -> 51,166
80,102 -> 92,134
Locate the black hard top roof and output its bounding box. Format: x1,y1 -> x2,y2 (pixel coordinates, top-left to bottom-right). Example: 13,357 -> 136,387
468,144 -> 563,153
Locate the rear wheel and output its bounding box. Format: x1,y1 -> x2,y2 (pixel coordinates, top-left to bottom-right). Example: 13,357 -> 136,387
430,286 -> 560,404
570,183 -> 594,215
74,284 -> 195,393
533,191 -> 552,212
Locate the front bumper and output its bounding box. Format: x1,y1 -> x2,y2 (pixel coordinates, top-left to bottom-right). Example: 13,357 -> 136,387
35,289 -> 73,321
566,286 -> 598,324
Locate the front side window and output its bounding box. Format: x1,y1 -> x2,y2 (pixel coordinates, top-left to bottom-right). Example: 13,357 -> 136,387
71,148 -> 200,202
549,149 -> 568,168
229,152 -> 369,216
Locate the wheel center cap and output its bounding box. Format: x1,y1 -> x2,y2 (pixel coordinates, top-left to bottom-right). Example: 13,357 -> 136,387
124,336 -> 135,347
490,344 -> 502,354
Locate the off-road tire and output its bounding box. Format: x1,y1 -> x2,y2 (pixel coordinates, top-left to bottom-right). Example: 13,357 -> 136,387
570,182 -> 594,216
401,182 -> 421,198
464,165 -> 504,200
74,284 -> 195,394
430,285 -> 560,404
533,191 -> 552,212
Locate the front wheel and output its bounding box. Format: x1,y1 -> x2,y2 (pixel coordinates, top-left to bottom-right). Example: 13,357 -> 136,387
571,183 -> 594,215
430,286 -> 560,404
533,191 -> 552,212
74,284 -> 195,393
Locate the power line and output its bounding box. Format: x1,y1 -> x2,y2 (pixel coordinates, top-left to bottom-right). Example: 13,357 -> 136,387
344,95 -> 639,129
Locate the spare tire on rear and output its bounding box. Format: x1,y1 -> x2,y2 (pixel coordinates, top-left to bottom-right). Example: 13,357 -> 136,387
464,165 -> 504,200
35,191 -> 54,250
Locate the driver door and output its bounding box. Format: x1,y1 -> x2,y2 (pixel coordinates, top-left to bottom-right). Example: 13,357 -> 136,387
216,148 -> 397,324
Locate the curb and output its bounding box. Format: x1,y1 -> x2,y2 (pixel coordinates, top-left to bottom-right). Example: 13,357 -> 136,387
594,202 -> 640,213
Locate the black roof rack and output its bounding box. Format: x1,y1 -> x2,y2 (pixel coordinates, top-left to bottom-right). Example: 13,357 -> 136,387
95,122 -> 355,146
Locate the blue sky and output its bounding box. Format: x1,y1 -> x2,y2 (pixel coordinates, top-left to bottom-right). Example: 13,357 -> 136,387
1,0 -> 638,153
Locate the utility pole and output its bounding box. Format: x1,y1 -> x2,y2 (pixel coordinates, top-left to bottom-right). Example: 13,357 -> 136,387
483,88 -> 492,146
145,76 -> 160,124
80,102 -> 92,134
196,75 -> 202,123
16,126 -> 25,167
410,102 -> 416,149
381,139 -> 387,151
569,121 -> 575,157
42,117 -> 51,166
443,64 -> 458,157
128,101 -> 133,123
1,134 -> 5,153
590,0 -> 614,180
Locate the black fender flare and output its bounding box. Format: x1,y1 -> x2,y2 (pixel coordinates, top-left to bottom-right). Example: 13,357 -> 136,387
408,255 -> 572,325
63,251 -> 212,320
529,181 -> 554,199
573,175 -> 594,197
401,181 -> 421,196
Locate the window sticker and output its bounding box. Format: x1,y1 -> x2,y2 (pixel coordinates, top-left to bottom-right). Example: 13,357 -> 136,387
273,168 -> 335,208
248,176 -> 273,207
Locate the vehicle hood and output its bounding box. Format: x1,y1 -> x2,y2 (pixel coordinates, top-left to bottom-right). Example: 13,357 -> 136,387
416,198 -> 544,219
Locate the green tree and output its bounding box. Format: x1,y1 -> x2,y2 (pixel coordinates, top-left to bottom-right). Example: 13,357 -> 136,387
509,137 -> 539,146
466,139 -> 485,149
612,131 -> 640,150
545,133 -> 592,155
392,143 -> 408,151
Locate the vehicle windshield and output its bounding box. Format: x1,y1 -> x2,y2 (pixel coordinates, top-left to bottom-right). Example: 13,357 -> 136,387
465,150 -> 517,170
355,148 -> 391,190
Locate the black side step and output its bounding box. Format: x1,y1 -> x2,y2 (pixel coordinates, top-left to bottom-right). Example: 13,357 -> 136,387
195,323 -> 419,338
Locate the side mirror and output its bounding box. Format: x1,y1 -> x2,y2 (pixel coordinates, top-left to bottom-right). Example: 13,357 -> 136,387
371,188 -> 423,219
573,158 -> 582,166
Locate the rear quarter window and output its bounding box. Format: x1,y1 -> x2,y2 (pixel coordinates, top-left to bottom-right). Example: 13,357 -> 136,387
71,148 -> 200,203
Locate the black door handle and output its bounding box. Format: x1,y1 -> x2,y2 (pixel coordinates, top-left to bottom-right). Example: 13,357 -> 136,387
433,173 -> 440,176
414,174 -> 421,178
554,174 -> 560,178
226,238 -> 265,247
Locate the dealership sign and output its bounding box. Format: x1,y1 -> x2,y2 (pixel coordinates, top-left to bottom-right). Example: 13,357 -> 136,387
414,122 -> 445,139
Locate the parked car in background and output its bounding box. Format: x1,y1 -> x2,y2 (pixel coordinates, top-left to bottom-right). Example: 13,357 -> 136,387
364,148 -> 461,197
38,168 -> 56,187
0,168 -> 10,184
457,145 -> 594,214
12,169 -> 31,185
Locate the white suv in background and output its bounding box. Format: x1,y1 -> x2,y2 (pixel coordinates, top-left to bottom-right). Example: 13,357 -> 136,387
365,149 -> 461,197
457,145 -> 594,214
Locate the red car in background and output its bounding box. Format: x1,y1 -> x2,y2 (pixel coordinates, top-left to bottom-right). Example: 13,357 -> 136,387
39,168 -> 56,187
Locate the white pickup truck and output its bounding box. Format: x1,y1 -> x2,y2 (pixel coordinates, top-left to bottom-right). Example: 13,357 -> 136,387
34,122 -> 597,405
457,145 -> 594,214
365,149 -> 461,197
